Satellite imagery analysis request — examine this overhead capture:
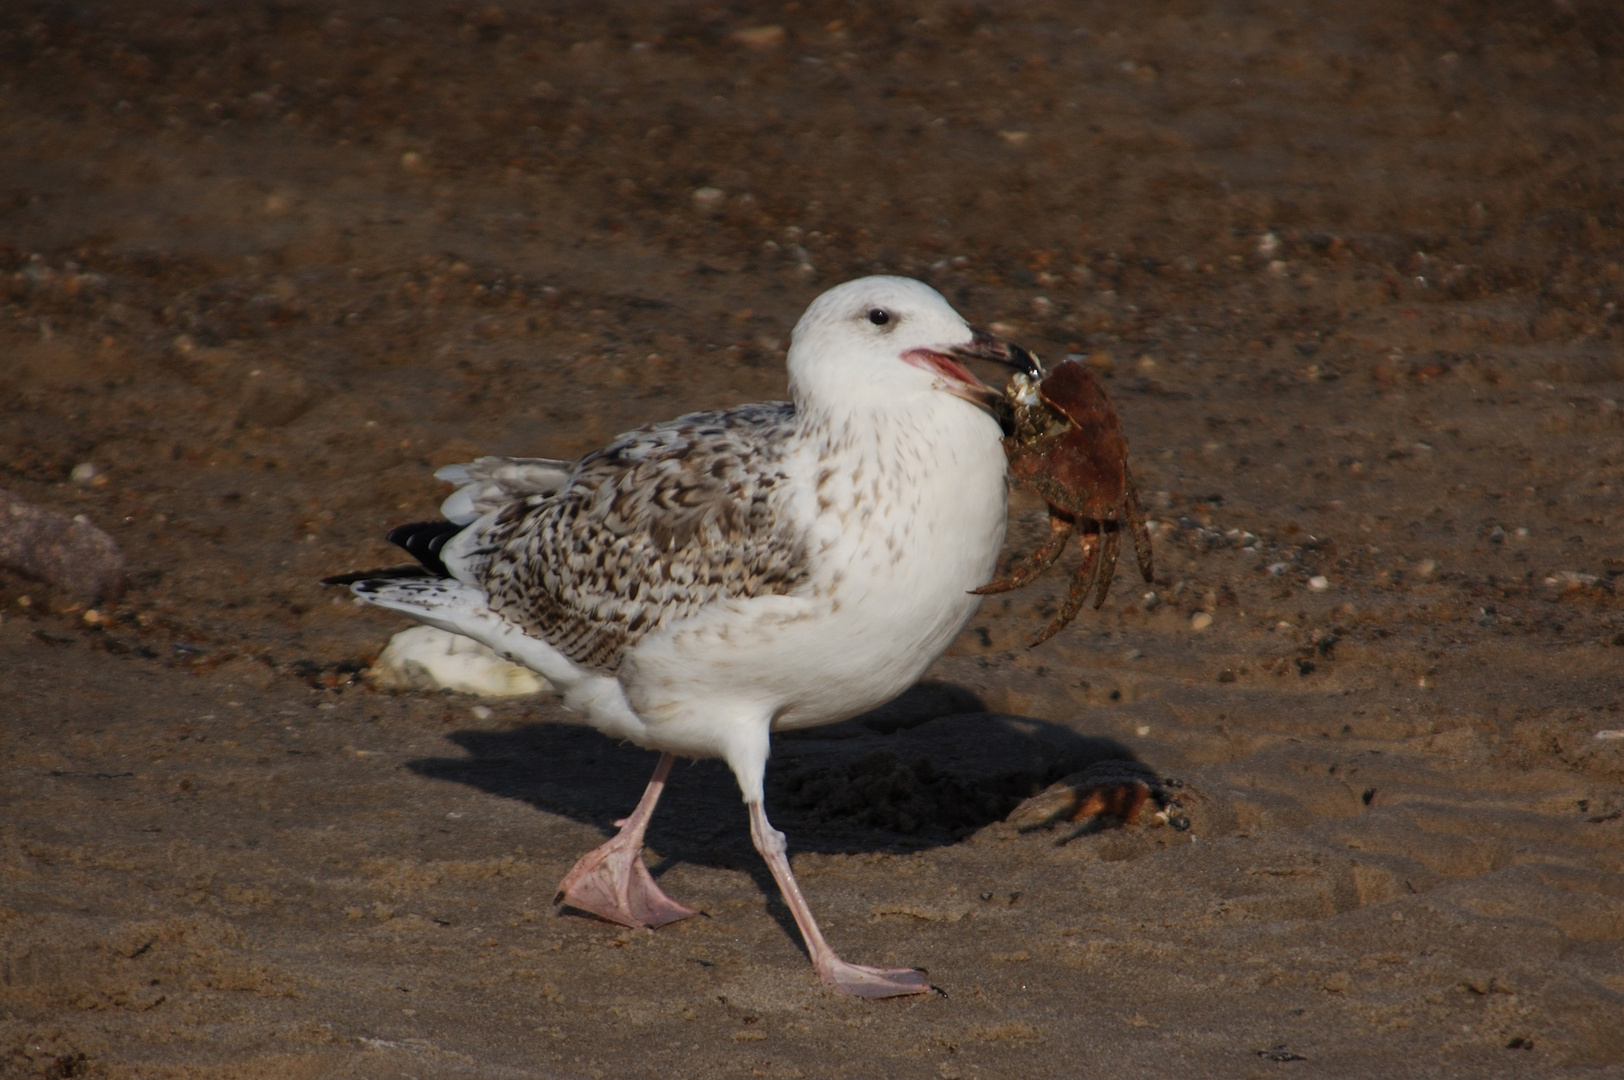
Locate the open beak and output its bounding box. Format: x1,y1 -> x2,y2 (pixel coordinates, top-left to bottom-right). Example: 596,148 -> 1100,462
948,328 -> 1045,381
901,328 -> 1044,418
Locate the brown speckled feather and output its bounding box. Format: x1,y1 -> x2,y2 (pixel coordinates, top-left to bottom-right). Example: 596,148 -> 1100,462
467,404 -> 810,670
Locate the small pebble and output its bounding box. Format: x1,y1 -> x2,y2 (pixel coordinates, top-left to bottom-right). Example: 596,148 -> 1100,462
471,705 -> 493,720
70,462 -> 99,483
691,187 -> 726,214
1308,576 -> 1330,591
1190,612 -> 1213,631
1414,558 -> 1437,579
728,24 -> 786,49
1595,730 -> 1624,741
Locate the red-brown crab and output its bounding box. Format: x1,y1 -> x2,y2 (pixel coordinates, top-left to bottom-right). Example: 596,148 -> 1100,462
979,358 -> 1155,645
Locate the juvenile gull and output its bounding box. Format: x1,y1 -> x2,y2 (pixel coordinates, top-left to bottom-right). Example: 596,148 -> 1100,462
336,276 -> 1039,998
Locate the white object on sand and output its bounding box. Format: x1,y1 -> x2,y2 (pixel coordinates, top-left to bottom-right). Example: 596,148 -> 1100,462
369,625 -> 548,697
342,277 -> 1042,998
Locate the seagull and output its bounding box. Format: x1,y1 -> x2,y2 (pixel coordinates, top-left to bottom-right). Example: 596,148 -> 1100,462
332,276 -> 1041,998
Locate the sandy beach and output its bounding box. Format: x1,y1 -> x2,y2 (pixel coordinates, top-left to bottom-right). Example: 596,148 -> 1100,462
2,2 -> 1621,1076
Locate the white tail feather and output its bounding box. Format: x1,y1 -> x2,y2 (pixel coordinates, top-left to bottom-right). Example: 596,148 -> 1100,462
350,577 -> 583,689
435,456 -> 574,525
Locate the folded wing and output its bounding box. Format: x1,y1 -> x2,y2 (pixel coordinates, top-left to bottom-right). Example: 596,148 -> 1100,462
445,404 -> 811,671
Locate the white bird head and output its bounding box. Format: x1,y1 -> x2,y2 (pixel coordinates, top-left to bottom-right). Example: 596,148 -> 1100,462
786,276 -> 1041,418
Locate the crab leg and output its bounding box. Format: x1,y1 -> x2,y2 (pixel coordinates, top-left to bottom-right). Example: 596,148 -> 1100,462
972,515 -> 1074,595
1030,530 -> 1103,647
1122,463 -> 1155,584
1091,527 -> 1122,610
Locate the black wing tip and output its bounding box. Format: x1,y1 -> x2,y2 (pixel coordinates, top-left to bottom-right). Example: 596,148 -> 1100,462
386,520 -> 464,577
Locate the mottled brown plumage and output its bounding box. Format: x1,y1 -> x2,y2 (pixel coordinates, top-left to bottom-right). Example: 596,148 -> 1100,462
469,404 -> 810,670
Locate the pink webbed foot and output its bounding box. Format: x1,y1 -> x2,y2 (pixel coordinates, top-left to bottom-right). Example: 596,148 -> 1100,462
554,752 -> 697,930
555,835 -> 697,929
815,955 -> 931,999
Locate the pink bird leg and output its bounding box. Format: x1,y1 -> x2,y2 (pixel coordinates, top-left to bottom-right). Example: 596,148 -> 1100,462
748,801 -> 930,999
555,752 -> 698,929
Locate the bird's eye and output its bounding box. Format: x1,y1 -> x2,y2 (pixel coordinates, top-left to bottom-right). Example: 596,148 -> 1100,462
867,308 -> 891,326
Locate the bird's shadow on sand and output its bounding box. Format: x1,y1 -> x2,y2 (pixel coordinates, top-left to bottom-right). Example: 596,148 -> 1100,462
406,681 -> 1145,943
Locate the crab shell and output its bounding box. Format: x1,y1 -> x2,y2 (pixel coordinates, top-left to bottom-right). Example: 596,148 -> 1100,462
983,358 -> 1155,646
1003,360 -> 1131,522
